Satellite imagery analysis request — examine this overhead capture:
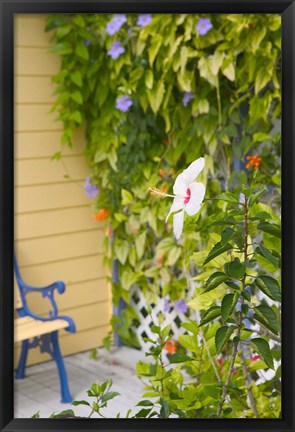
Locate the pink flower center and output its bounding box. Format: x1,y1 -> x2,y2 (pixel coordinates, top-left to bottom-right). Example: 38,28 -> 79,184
183,188 -> 191,205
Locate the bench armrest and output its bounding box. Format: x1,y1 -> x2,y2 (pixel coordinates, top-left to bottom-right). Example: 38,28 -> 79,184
18,281 -> 76,333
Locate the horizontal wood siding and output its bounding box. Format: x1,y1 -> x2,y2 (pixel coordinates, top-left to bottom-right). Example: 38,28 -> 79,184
14,15 -> 111,367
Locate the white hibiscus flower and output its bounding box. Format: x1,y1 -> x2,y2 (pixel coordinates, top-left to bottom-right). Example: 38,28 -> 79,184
150,157 -> 206,239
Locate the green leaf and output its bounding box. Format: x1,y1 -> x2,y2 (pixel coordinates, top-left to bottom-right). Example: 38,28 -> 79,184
225,260 -> 246,279
181,320 -> 199,336
148,34 -> 162,67
169,353 -> 191,363
253,304 -> 280,335
198,57 -> 218,87
255,275 -> 281,302
136,400 -> 154,407
101,391 -> 121,404
75,41 -> 89,61
204,385 -> 222,400
145,69 -> 154,90
203,242 -> 232,266
249,187 -> 267,206
159,398 -> 170,418
135,232 -> 146,260
71,71 -> 83,87
217,192 -> 240,204
251,338 -> 274,370
256,244 -> 279,269
114,241 -> 129,265
215,325 -> 235,354
121,189 -> 133,205
199,306 -> 221,327
147,80 -> 165,114
178,334 -> 198,352
221,293 -> 239,321
51,42 -> 72,55
120,270 -> 140,290
255,68 -> 271,94
253,132 -> 272,142
258,221 -> 281,238
108,147 -> 118,171
135,408 -> 152,418
70,91 -> 83,105
70,110 -> 82,123
166,246 -> 181,266
203,272 -> 228,293
222,62 -> 235,81
72,400 -> 90,406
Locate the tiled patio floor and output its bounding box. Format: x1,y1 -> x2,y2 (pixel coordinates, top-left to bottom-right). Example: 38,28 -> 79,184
14,347 -> 147,418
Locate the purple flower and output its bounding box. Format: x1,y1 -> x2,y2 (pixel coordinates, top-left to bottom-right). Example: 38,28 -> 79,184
196,18 -> 213,36
108,41 -> 125,59
182,91 -> 194,107
175,299 -> 188,314
239,193 -> 246,205
164,299 -> 171,313
116,95 -> 133,112
84,39 -> 91,46
106,14 -> 127,35
84,176 -> 99,198
137,14 -> 152,28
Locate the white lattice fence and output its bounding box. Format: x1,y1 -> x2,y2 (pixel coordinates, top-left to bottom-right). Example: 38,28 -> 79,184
130,286 -> 198,351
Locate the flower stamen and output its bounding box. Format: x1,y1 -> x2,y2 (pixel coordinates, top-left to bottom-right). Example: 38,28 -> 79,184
149,187 -> 175,199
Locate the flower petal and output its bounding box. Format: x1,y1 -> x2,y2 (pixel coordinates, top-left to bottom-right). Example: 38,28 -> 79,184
173,173 -> 188,195
181,157 -> 205,184
185,182 -> 205,216
173,210 -> 185,239
166,196 -> 185,222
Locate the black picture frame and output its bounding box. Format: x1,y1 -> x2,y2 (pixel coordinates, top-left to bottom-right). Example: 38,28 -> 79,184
0,0 -> 294,431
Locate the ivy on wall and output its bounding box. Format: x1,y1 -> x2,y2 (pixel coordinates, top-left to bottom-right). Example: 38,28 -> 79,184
46,13 -> 281,347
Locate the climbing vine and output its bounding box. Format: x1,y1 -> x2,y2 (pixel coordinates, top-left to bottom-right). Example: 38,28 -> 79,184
44,12 -> 282,418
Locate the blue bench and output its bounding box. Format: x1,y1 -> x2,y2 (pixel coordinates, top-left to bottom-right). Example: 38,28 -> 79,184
14,255 -> 76,403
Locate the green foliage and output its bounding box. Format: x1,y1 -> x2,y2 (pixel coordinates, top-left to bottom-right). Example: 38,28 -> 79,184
46,12 -> 281,419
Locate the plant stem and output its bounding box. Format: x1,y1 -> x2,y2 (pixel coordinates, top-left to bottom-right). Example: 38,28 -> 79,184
200,330 -> 221,383
216,333 -> 240,417
216,196 -> 252,417
240,351 -> 260,418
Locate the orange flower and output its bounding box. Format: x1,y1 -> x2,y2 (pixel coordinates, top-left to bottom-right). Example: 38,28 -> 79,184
170,168 -> 176,175
93,209 -> 110,221
246,155 -> 261,170
159,168 -> 167,177
163,340 -> 177,354
161,184 -> 168,194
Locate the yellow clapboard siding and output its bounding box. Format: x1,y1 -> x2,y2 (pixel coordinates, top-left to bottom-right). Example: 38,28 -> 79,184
14,325 -> 111,367
15,229 -> 105,266
15,316 -> 69,343
15,76 -> 57,104
15,15 -> 52,48
15,104 -> 62,132
14,47 -> 60,76
15,206 -> 98,240
15,182 -> 91,213
25,279 -> 111,315
14,128 -> 86,159
16,255 -> 109,287
14,15 -> 112,367
15,155 -> 90,186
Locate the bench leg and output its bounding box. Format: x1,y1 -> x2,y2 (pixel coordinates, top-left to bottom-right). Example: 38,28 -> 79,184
15,340 -> 29,379
51,331 -> 72,403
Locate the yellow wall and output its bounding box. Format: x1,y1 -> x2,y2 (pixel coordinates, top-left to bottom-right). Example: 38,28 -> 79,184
14,15 -> 112,366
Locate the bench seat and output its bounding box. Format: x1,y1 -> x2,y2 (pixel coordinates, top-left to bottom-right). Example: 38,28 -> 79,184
14,316 -> 70,343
